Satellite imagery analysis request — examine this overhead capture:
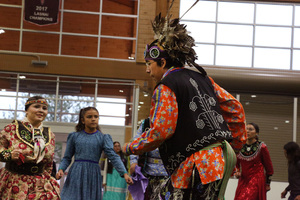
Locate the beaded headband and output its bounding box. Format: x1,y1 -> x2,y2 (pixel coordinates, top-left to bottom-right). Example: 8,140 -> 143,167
25,99 -> 48,106
144,42 -> 168,61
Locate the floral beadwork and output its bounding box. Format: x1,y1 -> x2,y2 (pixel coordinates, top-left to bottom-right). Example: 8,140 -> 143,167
19,143 -> 27,149
20,129 -> 33,143
0,120 -> 60,199
0,149 -> 12,161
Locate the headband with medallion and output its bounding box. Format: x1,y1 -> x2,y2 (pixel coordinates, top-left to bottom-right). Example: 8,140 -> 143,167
25,99 -> 48,106
144,41 -> 169,61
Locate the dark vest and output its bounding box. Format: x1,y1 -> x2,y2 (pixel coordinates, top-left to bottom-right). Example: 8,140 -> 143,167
16,120 -> 51,148
157,68 -> 232,175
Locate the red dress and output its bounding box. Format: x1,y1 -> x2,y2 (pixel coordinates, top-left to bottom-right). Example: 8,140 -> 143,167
234,141 -> 274,200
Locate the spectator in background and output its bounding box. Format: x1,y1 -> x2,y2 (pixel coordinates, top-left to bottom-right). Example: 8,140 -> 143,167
103,141 -> 128,200
281,141 -> 300,200
234,122 -> 274,200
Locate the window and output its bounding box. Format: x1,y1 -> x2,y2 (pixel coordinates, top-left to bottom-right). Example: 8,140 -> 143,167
0,72 -> 136,126
180,0 -> 300,70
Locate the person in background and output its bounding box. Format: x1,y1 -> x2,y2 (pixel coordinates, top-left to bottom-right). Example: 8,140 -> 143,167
103,141 -> 128,200
122,10 -> 246,200
234,122 -> 274,200
281,141 -> 300,200
56,107 -> 133,200
0,96 -> 60,199
129,118 -> 168,200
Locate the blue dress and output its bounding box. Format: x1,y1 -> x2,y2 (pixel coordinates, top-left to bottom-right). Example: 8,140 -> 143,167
59,130 -> 127,200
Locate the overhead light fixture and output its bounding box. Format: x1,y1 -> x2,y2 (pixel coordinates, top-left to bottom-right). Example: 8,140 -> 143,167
31,60 -> 48,66
0,29 -> 5,34
251,95 -> 257,98
19,76 -> 26,79
0,52 -> 47,66
119,90 -> 124,93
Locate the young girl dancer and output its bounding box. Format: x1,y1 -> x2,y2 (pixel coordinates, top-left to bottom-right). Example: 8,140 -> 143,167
56,107 -> 132,200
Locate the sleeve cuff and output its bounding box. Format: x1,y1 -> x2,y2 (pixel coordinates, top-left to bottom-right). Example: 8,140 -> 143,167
126,143 -> 133,155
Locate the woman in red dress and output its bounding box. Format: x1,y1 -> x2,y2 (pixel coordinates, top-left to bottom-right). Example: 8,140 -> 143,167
234,122 -> 274,200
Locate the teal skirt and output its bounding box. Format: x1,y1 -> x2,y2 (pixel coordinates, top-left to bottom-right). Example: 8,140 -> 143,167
103,168 -> 127,200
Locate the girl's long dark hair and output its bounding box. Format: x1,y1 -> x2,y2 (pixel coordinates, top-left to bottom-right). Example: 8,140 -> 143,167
75,107 -> 101,132
284,141 -> 300,165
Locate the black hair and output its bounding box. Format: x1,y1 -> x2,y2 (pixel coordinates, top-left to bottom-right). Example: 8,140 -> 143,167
75,107 -> 101,132
155,57 -> 184,69
284,141 -> 300,165
25,96 -> 46,111
247,122 -> 259,133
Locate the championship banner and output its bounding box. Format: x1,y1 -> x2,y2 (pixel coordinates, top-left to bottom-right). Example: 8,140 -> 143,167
24,0 -> 60,26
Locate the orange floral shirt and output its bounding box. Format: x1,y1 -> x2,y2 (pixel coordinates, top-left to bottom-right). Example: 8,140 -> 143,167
126,67 -> 246,188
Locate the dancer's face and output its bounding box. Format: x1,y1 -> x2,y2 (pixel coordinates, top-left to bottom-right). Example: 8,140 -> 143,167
113,142 -> 121,153
246,124 -> 257,140
26,99 -> 48,126
145,59 -> 167,84
82,109 -> 99,132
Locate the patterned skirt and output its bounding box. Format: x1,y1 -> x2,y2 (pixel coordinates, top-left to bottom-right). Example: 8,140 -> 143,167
155,168 -> 221,200
103,168 -> 127,200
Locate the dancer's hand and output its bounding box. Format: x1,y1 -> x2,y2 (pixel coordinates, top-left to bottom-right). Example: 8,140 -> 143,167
11,149 -> 22,162
234,172 -> 241,179
56,169 -> 64,180
266,184 -> 270,191
130,163 -> 137,175
295,195 -> 300,200
102,183 -> 107,191
281,189 -> 287,198
124,173 -> 133,185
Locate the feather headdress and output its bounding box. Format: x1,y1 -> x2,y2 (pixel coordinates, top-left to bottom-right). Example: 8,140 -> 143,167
144,0 -> 206,75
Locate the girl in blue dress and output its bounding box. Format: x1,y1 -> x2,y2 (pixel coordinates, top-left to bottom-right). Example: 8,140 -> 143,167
56,107 -> 133,200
